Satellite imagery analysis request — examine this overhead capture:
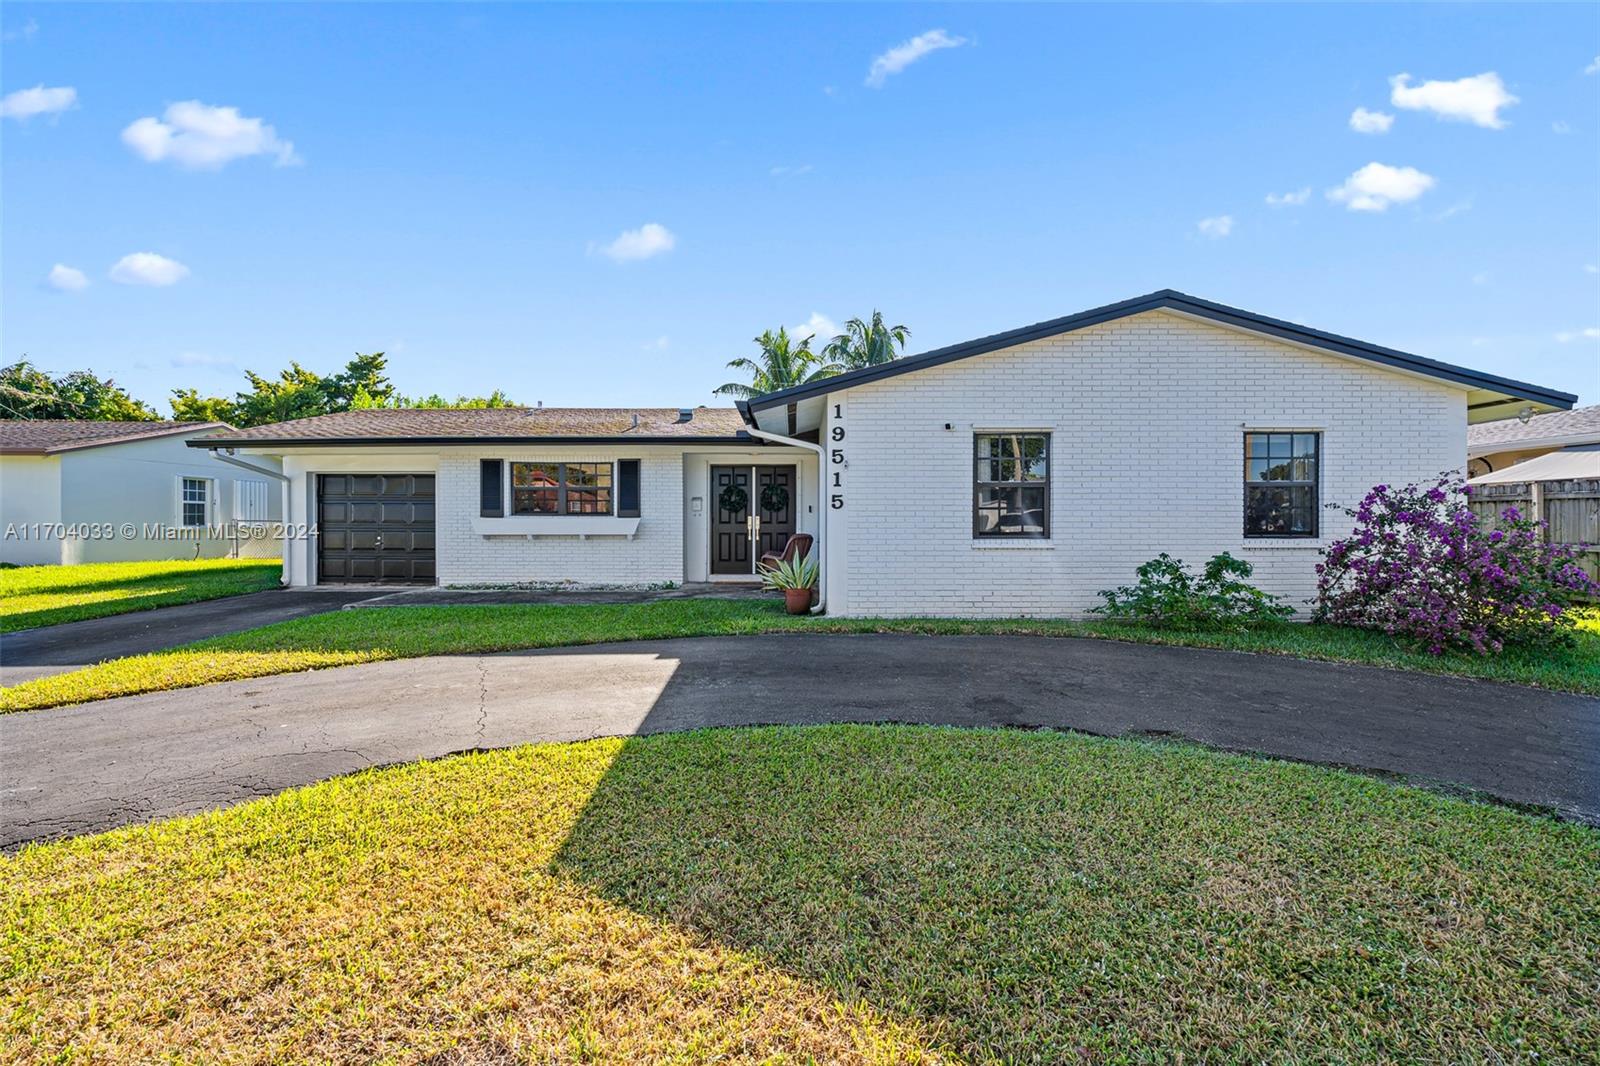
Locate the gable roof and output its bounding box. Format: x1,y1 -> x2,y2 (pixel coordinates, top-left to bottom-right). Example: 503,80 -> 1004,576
0,420 -> 228,456
738,290 -> 1578,421
1467,404 -> 1600,455
187,407 -> 750,448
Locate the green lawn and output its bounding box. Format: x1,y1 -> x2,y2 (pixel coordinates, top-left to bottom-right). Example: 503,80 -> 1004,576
0,558 -> 282,633
3,597 -> 1597,713
4,725 -> 1595,1062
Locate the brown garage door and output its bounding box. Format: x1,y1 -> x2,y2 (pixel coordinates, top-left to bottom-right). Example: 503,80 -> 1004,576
317,474 -> 436,584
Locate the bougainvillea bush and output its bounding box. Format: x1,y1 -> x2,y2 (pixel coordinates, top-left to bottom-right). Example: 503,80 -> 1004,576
1314,475 -> 1597,655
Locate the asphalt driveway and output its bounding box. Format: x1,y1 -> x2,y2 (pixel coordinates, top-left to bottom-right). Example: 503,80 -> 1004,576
4,633 -> 1595,847
0,588 -> 387,685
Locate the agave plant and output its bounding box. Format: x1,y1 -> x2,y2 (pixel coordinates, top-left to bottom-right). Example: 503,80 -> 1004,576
757,551 -> 818,592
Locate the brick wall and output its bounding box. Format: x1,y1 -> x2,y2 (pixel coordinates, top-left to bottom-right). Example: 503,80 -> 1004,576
436,449 -> 684,585
827,310 -> 1465,617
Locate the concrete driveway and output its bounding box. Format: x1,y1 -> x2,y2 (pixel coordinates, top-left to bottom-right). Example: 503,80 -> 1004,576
0,588 -> 388,685
4,634 -> 1595,847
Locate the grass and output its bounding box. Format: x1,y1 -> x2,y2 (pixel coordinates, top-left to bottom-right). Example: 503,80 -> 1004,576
4,724 -> 1596,1062
3,597 -> 1598,713
0,558 -> 282,633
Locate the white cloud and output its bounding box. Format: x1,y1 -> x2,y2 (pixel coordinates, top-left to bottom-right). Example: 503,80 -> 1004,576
122,101 -> 299,169
641,336 -> 670,351
3,19 -> 39,42
1265,187 -> 1311,207
1471,271 -> 1490,286
109,252 -> 190,286
769,163 -> 814,177
865,29 -> 968,88
1349,107 -> 1394,134
1552,120 -> 1571,134
1554,327 -> 1600,343
170,351 -> 236,368
1,84 -> 76,120
1389,72 -> 1518,129
1326,162 -> 1436,212
1586,264 -> 1599,274
791,312 -> 839,343
1196,215 -> 1234,238
46,264 -> 88,292
1431,199 -> 1472,222
1586,55 -> 1600,76
591,222 -> 675,262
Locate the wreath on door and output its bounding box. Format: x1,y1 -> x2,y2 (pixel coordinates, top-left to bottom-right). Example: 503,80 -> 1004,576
759,483 -> 789,513
719,484 -> 749,514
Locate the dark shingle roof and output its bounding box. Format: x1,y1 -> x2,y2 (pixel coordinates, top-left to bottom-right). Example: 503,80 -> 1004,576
0,420 -> 227,455
739,289 -> 1578,416
188,408 -> 749,447
1467,404 -> 1600,450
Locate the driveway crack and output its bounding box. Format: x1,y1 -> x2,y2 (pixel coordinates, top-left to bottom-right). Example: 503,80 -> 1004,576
475,655 -> 490,745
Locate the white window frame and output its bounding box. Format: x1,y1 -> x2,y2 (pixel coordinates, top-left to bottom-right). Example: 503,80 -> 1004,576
176,475 -> 214,529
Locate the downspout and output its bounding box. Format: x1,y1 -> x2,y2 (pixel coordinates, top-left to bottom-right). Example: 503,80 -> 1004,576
743,424 -> 828,614
208,448 -> 291,586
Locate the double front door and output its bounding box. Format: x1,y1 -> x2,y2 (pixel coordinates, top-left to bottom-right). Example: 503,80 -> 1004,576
710,465 -> 796,575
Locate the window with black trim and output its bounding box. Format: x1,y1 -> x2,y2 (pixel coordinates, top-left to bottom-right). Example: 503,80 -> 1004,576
180,477 -> 209,528
974,433 -> 1049,538
510,462 -> 613,515
1244,432 -> 1318,537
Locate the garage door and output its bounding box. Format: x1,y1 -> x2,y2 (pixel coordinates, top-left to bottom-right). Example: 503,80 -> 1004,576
317,474 -> 436,584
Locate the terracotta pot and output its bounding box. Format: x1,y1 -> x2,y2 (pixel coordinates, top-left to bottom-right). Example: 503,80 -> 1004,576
784,587 -> 814,615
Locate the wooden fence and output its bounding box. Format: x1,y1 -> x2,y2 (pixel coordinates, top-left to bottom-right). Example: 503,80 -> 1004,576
1469,478 -> 1600,586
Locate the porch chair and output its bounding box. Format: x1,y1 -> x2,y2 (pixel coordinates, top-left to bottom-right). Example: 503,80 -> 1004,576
758,532 -> 814,572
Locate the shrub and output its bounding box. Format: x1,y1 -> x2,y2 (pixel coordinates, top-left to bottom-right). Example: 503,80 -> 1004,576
1093,552 -> 1294,629
757,552 -> 818,592
1314,475 -> 1597,655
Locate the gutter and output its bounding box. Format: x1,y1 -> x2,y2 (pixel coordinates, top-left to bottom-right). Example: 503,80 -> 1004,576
207,448 -> 292,587
743,425 -> 827,615
185,434 -> 755,448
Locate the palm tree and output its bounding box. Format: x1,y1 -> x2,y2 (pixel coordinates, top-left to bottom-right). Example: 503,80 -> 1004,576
713,327 -> 844,399
822,311 -> 911,370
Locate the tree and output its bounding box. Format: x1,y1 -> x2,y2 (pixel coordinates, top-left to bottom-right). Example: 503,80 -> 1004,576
0,360 -> 160,421
169,388 -> 240,425
401,390 -> 518,409
169,352 -> 398,428
713,328 -> 843,399
322,352 -> 396,411
822,311 -> 910,370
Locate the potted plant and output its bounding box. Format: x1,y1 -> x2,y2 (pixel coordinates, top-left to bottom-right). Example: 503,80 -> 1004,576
757,552 -> 818,615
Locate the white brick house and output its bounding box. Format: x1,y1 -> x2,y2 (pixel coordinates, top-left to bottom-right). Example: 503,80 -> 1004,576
191,291 -> 1575,615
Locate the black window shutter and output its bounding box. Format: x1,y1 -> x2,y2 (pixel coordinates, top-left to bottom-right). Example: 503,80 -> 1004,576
480,459 -> 503,517
617,459 -> 641,517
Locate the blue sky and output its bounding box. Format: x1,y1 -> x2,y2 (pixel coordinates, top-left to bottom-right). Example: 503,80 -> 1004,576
3,3 -> 1597,411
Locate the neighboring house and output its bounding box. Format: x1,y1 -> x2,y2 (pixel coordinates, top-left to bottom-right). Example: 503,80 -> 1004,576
189,290 -> 1575,616
0,421 -> 283,566
1466,404 -> 1600,478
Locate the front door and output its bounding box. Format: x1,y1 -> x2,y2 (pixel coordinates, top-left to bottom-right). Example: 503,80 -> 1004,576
754,465 -> 796,562
710,464 -> 796,575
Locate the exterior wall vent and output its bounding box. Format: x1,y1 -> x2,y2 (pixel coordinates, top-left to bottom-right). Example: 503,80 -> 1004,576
676,408 -> 694,423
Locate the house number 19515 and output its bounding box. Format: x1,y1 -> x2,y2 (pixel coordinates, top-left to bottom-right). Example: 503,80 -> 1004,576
830,403 -> 845,509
